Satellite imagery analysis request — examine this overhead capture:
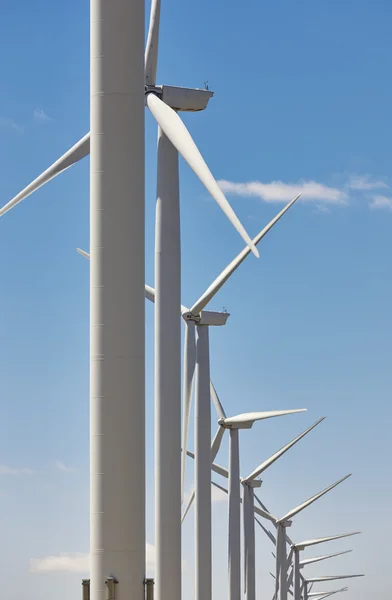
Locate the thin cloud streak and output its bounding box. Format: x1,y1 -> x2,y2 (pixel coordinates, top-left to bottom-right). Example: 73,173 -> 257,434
0,116 -> 23,133
0,464 -> 34,475
33,108 -> 53,123
347,175 -> 388,191
30,544 -> 157,575
369,195 -> 392,211
219,179 -> 348,205
55,461 -> 77,473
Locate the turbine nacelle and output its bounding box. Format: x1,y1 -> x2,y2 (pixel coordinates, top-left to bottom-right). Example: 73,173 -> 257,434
145,84 -> 213,112
181,310 -> 230,327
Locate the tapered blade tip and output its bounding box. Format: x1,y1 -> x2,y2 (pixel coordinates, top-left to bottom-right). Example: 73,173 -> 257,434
252,245 -> 260,258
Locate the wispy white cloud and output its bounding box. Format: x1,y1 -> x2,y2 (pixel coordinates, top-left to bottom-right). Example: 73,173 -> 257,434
0,116 -> 23,133
30,544 -> 157,575
55,461 -> 77,473
0,464 -> 34,475
30,552 -> 89,574
218,179 -> 348,205
33,108 -> 53,124
369,195 -> 392,211
347,174 -> 388,191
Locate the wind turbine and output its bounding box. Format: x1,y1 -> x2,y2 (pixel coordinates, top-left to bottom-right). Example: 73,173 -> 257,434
293,550 -> 353,600
291,530 -> 362,598
186,409 -> 308,600
186,417 -> 325,600
240,418 -> 325,600
271,531 -> 360,600
270,475 -> 353,600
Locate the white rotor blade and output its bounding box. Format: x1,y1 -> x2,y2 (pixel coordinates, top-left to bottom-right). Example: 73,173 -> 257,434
181,430 -> 226,522
255,518 -> 277,545
295,532 -> 361,550
243,417 -> 325,482
254,494 -> 294,545
76,248 -> 90,260
144,0 -> 161,85
287,566 -> 293,589
181,321 -> 196,502
76,248 -> 158,306
189,193 -> 300,315
181,490 -> 195,524
254,500 -> 278,524
210,381 -> 226,421
278,475 -> 352,523
213,481 -> 283,523
0,134 -> 90,217
221,408 -> 306,429
211,426 -> 225,460
211,480 -> 230,496
146,93 -> 259,257
186,450 -> 228,479
300,550 -> 352,567
307,575 -> 363,583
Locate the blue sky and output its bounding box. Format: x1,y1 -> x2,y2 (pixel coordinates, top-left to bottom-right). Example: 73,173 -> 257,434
0,0 -> 391,599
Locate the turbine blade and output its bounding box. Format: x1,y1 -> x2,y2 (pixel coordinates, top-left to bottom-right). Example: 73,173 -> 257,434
278,475 -> 352,523
210,381 -> 226,421
181,431 -> 227,522
300,550 -> 352,567
254,494 -> 295,545
0,134 -> 90,217
244,417 -> 325,481
254,501 -> 278,524
186,450 -> 229,478
222,408 -> 306,428
211,480 -> 229,495
144,0 -> 161,85
76,248 -> 90,259
181,321 -> 196,502
146,93 -> 259,257
76,248 -> 158,305
189,193 -> 300,314
211,426 -> 225,460
144,285 -> 156,304
306,575 -> 364,583
255,518 -> 277,545
181,490 -> 195,523
295,532 -> 361,550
